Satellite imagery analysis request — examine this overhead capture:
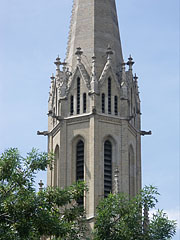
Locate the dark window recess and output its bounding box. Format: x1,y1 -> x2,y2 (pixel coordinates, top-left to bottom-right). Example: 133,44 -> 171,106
102,93 -> 105,113
76,140 -> 84,205
83,93 -> 87,113
108,78 -> 111,114
70,95 -> 74,115
114,96 -> 118,115
104,140 -> 112,197
77,77 -> 80,114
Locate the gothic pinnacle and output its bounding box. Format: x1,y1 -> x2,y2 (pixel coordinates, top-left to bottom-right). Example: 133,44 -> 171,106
54,55 -> 61,73
121,61 -> 126,72
127,55 -> 134,71
134,73 -> 138,82
50,73 -> 55,82
62,60 -> 67,72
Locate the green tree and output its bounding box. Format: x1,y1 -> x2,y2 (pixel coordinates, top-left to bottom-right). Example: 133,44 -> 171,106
0,148 -> 87,240
94,186 -> 176,240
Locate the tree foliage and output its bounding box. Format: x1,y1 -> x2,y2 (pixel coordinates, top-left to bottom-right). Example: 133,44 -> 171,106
94,186 -> 176,240
0,148 -> 177,240
0,148 -> 87,240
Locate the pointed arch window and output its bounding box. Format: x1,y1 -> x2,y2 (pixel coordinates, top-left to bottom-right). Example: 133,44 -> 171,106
76,140 -> 84,205
77,77 -> 80,114
102,93 -> 105,113
54,145 -> 59,187
114,96 -> 118,115
70,95 -> 74,115
108,78 -> 111,114
83,93 -> 87,113
129,146 -> 135,197
104,140 -> 112,197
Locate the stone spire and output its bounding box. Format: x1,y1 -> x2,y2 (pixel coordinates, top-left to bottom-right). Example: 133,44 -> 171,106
66,0 -> 124,78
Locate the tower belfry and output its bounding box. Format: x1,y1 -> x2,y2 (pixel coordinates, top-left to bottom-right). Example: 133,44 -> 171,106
45,0 -> 144,226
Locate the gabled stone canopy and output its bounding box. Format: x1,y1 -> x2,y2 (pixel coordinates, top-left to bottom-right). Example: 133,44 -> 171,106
66,0 -> 124,78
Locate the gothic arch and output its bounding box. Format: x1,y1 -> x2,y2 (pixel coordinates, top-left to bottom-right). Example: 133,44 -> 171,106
54,144 -> 59,187
71,135 -> 86,183
129,144 -> 135,197
102,135 -> 118,197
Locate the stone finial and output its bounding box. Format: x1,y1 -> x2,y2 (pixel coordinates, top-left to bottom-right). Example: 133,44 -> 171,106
50,73 -> 55,83
114,167 -> 119,194
134,73 -> 138,83
127,55 -> 134,71
121,61 -> 127,84
106,45 -> 113,63
121,61 -> 126,73
38,180 -> 44,191
75,47 -> 83,63
62,60 -> 67,72
54,55 -> 61,71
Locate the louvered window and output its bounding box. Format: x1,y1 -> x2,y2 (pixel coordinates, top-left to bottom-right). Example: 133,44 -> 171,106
108,78 -> 111,114
104,140 -> 112,197
76,140 -> 84,205
77,77 -> 80,114
114,96 -> 118,115
54,145 -> 59,187
70,95 -> 74,115
83,93 -> 87,113
102,93 -> 105,113
129,146 -> 135,197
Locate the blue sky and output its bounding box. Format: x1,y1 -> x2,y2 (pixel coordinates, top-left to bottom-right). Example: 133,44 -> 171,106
0,0 -> 179,238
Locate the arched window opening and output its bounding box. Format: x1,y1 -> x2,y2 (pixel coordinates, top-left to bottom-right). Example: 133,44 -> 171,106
76,140 -> 84,205
129,146 -> 135,197
114,96 -> 118,115
104,140 -> 112,197
131,88 -> 133,116
102,93 -> 105,113
83,93 -> 87,113
108,78 -> 111,114
54,145 -> 59,187
70,95 -> 74,115
77,77 -> 80,114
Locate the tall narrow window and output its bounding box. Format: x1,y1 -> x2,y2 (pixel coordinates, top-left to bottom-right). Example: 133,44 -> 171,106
54,145 -> 59,187
108,78 -> 111,114
83,93 -> 87,113
70,95 -> 74,115
131,88 -> 133,116
104,140 -> 112,197
76,140 -> 84,205
114,96 -> 118,115
102,93 -> 105,113
77,77 -> 80,114
129,146 -> 135,197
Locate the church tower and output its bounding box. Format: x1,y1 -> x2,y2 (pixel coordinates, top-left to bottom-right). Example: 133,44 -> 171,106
45,0 -> 144,224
